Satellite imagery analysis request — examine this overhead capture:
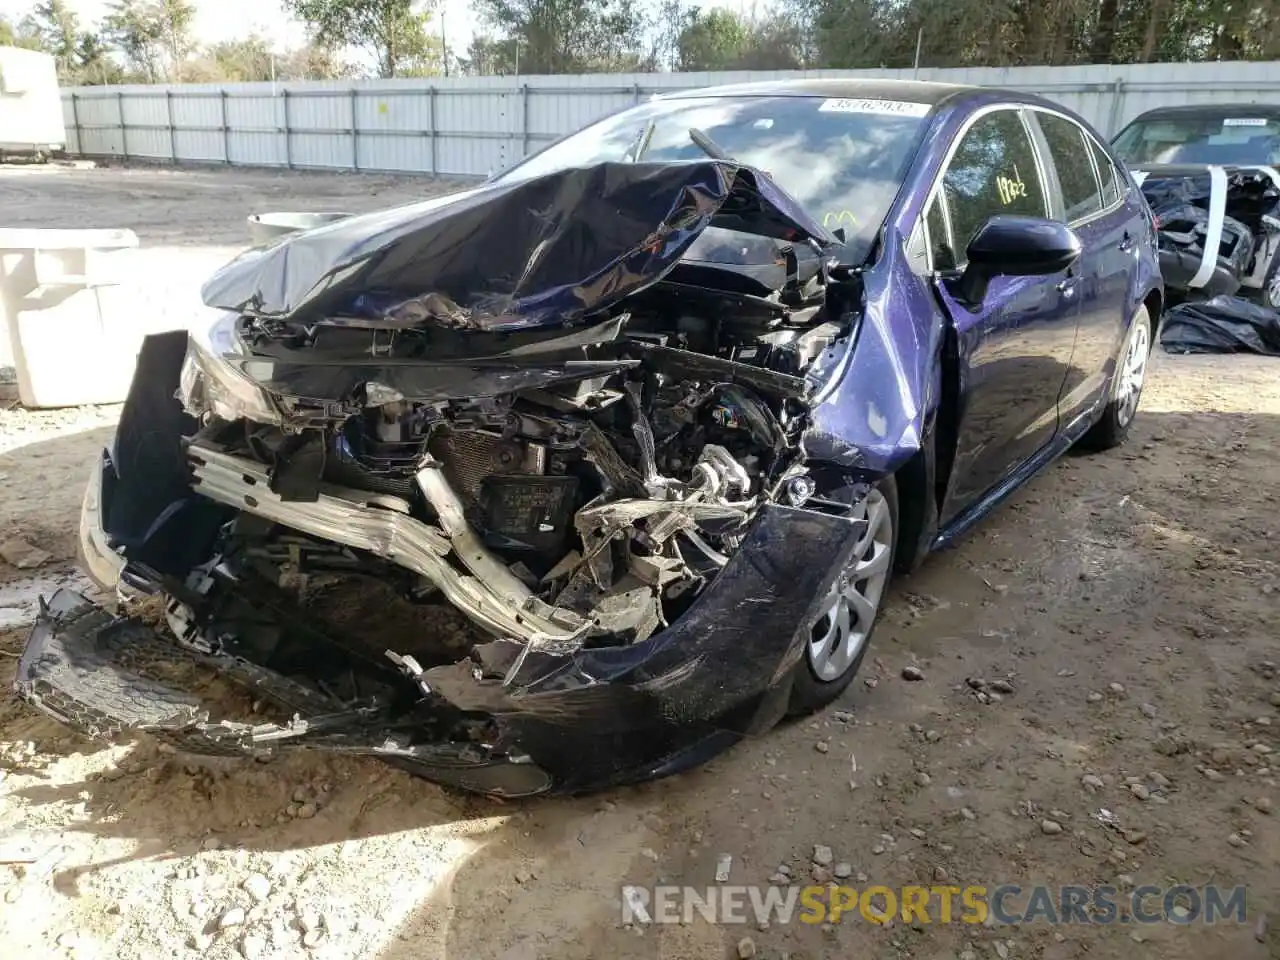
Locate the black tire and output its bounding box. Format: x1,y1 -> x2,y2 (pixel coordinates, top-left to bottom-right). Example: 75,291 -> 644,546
1264,247 -> 1280,311
1079,305 -> 1152,452
787,475 -> 898,715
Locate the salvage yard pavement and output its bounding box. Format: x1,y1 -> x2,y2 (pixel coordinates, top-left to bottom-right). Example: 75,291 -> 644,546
0,165 -> 1279,960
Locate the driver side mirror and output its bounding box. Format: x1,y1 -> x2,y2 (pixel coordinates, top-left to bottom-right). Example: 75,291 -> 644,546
953,215 -> 1082,305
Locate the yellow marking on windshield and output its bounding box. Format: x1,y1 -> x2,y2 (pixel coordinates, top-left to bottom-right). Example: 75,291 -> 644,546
823,210 -> 858,228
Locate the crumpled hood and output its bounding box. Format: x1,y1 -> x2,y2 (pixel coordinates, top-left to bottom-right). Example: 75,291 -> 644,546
201,160 -> 837,334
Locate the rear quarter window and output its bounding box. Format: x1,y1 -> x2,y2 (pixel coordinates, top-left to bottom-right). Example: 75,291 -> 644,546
1088,139 -> 1122,207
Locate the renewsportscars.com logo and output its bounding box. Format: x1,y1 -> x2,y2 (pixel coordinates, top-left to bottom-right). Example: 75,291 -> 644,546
621,884 -> 1249,926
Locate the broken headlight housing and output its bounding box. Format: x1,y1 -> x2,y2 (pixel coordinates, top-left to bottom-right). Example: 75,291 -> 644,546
179,308 -> 284,426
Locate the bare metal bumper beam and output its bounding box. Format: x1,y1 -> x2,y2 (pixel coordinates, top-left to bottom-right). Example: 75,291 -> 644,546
188,442 -> 586,643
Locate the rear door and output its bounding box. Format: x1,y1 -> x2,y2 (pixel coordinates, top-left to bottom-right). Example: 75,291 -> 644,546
926,107 -> 1082,526
1028,109 -> 1142,432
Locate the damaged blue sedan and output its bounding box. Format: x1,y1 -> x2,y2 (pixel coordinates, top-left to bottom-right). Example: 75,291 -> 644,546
17,79 -> 1162,796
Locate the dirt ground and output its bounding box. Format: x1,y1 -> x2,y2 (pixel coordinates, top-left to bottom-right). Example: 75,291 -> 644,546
1,164 -> 1279,960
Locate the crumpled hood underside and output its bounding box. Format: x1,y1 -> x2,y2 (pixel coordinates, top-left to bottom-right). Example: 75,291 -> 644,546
201,160 -> 836,334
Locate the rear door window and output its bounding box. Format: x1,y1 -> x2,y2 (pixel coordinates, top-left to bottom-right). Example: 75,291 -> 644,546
1036,112 -> 1104,223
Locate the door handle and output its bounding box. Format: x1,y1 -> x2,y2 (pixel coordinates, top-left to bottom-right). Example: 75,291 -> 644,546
1056,277 -> 1077,296
1118,231 -> 1135,252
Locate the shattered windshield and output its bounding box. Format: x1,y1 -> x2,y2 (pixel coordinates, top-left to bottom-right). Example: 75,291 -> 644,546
1113,115 -> 1280,166
496,95 -> 931,266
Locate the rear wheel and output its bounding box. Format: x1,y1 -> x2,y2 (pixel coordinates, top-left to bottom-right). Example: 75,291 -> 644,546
1264,249 -> 1280,310
788,476 -> 897,715
1079,305 -> 1152,452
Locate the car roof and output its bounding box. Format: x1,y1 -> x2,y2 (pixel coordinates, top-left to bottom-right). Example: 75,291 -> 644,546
655,78 -> 973,107
1126,102 -> 1280,123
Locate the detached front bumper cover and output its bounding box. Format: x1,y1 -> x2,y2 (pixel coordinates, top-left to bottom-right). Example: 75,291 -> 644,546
19,501 -> 859,795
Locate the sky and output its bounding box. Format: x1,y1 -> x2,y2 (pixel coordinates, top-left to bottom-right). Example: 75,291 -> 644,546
0,0 -> 746,66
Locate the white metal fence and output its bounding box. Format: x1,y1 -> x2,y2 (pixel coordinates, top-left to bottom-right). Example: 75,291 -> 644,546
60,61 -> 1280,179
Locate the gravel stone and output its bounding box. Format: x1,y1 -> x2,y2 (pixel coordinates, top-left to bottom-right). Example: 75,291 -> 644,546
242,873 -> 271,903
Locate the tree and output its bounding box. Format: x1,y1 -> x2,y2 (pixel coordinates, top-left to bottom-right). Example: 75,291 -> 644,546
1,12 -> 55,53
739,11 -> 805,68
74,32 -> 125,84
21,0 -> 80,73
676,9 -> 748,71
103,0 -> 196,81
461,33 -> 515,74
283,0 -> 443,78
206,36 -> 278,81
13,1 -> 126,84
645,0 -> 689,71
277,42 -> 359,79
473,0 -> 648,73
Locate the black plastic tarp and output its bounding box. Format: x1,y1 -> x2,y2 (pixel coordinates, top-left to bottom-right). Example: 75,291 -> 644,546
1139,165 -> 1280,233
1161,295 -> 1280,356
201,160 -> 836,334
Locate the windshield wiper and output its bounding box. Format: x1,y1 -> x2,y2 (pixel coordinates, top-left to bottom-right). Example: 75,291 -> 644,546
688,126 -> 733,162
623,119 -> 656,163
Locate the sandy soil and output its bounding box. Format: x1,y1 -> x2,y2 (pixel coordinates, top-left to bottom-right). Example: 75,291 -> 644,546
1,165 -> 1279,960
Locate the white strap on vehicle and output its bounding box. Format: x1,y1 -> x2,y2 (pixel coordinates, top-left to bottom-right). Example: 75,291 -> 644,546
1189,165 -> 1228,289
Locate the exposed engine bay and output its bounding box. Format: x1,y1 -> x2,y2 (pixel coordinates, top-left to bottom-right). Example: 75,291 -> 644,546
178,261 -> 859,663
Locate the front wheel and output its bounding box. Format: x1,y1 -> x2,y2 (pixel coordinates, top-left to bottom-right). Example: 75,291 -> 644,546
787,476 -> 898,715
1079,305 -> 1152,452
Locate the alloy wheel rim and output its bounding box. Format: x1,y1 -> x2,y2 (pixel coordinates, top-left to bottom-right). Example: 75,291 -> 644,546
1115,318 -> 1150,428
807,489 -> 893,683
1267,272 -> 1280,310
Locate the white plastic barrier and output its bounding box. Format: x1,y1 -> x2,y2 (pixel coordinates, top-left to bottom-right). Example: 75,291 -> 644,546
0,231 -> 240,408
0,229 -> 141,407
